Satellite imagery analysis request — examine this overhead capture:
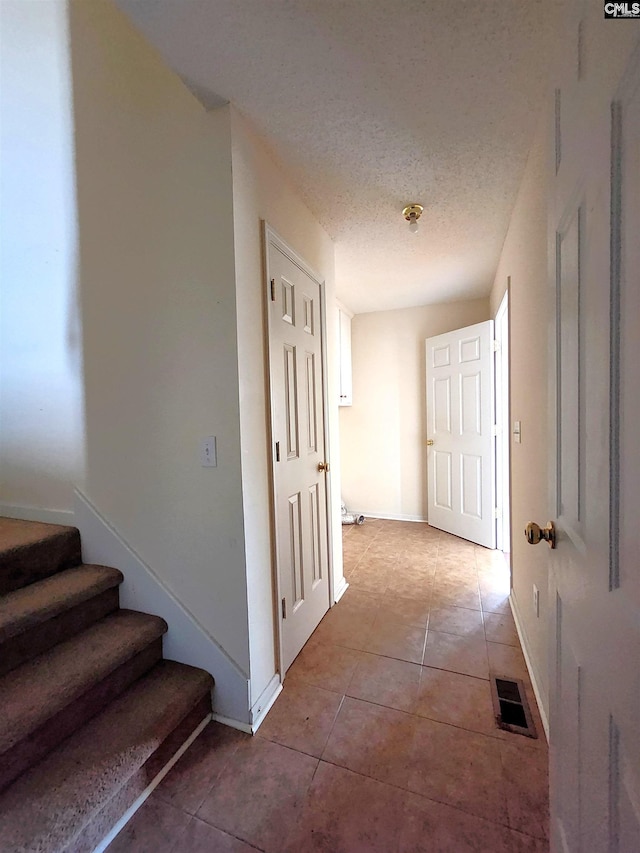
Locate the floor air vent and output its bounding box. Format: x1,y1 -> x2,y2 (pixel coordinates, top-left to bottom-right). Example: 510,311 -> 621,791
490,674 -> 537,738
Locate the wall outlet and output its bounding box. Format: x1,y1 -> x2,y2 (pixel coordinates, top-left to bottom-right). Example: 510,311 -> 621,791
201,436 -> 217,467
533,584 -> 540,618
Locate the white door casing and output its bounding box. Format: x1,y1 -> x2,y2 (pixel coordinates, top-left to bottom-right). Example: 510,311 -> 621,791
264,226 -> 331,675
337,305 -> 353,406
547,22 -> 640,853
495,291 -> 511,555
426,320 -> 496,548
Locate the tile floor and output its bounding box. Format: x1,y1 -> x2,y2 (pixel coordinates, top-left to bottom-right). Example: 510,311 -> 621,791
108,519 -> 549,852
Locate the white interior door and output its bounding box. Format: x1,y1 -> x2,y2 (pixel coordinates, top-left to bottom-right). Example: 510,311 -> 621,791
265,227 -> 331,674
546,22 -> 639,853
426,320 -> 495,548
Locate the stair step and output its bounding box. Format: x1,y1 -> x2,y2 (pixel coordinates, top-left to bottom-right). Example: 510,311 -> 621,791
0,518 -> 82,595
0,660 -> 213,853
0,610 -> 167,790
67,693 -> 212,853
0,564 -> 123,676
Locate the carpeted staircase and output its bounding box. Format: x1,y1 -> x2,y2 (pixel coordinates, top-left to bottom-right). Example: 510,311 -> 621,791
0,517 -> 214,853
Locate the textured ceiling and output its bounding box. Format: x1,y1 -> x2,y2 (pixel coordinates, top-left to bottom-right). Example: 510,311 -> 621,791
116,0 -> 550,314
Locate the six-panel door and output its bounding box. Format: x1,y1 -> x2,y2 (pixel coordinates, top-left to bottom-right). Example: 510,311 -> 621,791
267,237 -> 330,674
426,320 -> 495,548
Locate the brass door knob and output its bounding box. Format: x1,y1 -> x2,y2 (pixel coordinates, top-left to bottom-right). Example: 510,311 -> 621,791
317,461 -> 330,473
525,521 -> 556,549
427,439 -> 434,446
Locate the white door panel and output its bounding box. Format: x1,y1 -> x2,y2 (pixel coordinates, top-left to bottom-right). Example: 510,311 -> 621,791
426,320 -> 495,548
434,377 -> 452,433
433,451 -> 452,509
266,229 -> 330,675
547,17 -> 639,852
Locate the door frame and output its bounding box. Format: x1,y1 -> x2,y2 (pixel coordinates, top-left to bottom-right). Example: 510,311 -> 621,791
262,222 -> 334,679
494,287 -> 511,556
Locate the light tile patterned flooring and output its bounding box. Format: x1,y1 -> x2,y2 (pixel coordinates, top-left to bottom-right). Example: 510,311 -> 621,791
108,519 -> 549,852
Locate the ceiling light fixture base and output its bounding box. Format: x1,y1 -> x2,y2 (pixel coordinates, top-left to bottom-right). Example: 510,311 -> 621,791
402,204 -> 424,221
403,203 -> 423,234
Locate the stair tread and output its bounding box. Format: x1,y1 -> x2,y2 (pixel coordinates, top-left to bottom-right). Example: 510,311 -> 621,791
0,518 -> 78,558
0,564 -> 123,643
0,518 -> 82,595
0,610 -> 167,754
0,660 -> 213,853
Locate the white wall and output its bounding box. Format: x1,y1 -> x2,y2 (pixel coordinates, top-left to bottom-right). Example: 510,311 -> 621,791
340,298 -> 489,522
489,118 -> 550,713
230,109 -> 342,708
0,0 -> 85,515
69,2 -> 250,679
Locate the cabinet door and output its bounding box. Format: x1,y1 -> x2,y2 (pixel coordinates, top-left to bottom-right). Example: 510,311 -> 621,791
338,309 -> 352,406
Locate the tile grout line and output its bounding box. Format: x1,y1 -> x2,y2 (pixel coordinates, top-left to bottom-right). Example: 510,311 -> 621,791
312,753 -> 548,843
254,524 -> 547,849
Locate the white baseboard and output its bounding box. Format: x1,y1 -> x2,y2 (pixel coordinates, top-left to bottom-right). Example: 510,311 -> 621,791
0,503 -> 75,526
510,591 -> 550,741
249,673 -> 282,733
74,488 -> 251,726
210,713 -> 253,735
92,713 -> 211,853
213,676 -> 282,735
334,576 -> 349,603
359,511 -> 429,524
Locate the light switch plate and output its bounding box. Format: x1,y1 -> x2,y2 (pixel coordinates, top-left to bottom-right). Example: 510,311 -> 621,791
513,420 -> 522,444
201,436 -> 217,467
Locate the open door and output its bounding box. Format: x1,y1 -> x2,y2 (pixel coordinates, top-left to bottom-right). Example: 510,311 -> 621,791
264,226 -> 331,675
426,320 -> 495,548
543,18 -> 639,851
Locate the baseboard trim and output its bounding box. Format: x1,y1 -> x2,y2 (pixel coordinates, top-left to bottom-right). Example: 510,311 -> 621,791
0,504 -> 75,526
359,511 -> 429,523
250,673 -> 282,733
510,591 -> 550,742
334,576 -> 349,603
92,713 -> 211,853
211,677 -> 283,735
210,713 -> 253,734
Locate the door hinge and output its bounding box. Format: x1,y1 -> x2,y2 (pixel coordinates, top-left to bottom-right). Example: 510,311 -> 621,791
492,424 -> 500,437
494,507 -> 502,519
492,339 -> 501,352
275,441 -> 280,462
281,597 -> 287,619
270,278 -> 276,301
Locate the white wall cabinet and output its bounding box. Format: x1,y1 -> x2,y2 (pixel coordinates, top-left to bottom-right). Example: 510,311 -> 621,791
338,305 -> 353,406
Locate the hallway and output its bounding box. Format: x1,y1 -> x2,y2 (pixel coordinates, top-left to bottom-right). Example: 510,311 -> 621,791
108,520 -> 549,852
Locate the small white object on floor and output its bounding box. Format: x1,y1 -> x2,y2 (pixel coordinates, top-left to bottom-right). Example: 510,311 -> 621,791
341,501 -> 364,525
